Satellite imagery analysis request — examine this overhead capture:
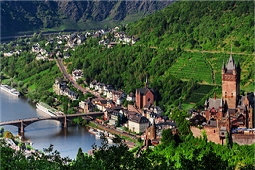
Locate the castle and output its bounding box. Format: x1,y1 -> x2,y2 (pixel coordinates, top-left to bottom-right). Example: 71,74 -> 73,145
204,55 -> 254,135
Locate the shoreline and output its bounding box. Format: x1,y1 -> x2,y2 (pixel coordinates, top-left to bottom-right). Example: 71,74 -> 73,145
86,123 -> 137,149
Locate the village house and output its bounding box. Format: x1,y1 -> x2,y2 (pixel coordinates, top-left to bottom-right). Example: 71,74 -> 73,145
53,78 -> 79,100
105,89 -> 113,99
72,69 -> 83,81
31,43 -> 40,53
107,42 -> 118,48
109,110 -> 121,126
79,98 -> 95,113
128,112 -> 150,133
4,50 -> 21,57
103,84 -> 114,96
126,92 -> 135,102
93,99 -> 108,111
107,100 -> 115,108
64,52 -> 71,59
104,106 -> 123,120
112,90 -> 126,105
89,80 -> 98,89
94,82 -> 105,94
35,54 -> 48,61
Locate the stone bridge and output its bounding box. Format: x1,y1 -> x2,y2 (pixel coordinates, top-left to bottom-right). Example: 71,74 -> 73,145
0,112 -> 103,135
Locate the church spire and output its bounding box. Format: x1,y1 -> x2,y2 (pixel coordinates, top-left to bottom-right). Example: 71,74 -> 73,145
145,75 -> 149,88
226,54 -> 236,70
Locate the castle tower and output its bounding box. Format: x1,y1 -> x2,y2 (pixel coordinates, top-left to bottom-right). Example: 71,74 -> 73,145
221,55 -> 241,109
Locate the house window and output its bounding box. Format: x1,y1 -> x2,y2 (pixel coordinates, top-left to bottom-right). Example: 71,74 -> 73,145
231,93 -> 233,98
225,92 -> 227,97
148,98 -> 150,102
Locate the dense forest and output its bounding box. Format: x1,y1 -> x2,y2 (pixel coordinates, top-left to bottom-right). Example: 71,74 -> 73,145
126,1 -> 254,53
1,109 -> 255,169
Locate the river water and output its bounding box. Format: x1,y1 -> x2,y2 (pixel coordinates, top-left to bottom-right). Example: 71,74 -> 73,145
0,89 -> 102,160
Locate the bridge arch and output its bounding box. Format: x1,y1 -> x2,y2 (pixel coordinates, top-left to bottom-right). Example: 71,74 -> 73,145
0,112 -> 103,135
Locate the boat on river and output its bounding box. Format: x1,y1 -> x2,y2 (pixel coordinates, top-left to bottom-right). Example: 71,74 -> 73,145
95,132 -> 104,139
88,128 -> 98,135
0,84 -> 20,97
36,102 -> 58,117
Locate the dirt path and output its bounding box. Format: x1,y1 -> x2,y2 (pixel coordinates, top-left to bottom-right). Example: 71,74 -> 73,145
148,44 -> 254,56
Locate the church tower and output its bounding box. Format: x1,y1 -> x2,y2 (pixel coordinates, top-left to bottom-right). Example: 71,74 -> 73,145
221,55 -> 241,109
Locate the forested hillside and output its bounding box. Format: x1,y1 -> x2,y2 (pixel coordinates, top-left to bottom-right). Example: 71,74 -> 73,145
1,0 -> 173,36
68,1 -> 254,110
126,1 -> 254,53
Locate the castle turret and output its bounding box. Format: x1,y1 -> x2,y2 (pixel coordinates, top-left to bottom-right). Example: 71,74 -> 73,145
222,55 -> 240,109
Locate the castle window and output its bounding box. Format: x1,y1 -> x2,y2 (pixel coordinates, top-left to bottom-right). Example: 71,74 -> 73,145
231,93 -> 233,98
225,92 -> 227,97
148,98 -> 150,102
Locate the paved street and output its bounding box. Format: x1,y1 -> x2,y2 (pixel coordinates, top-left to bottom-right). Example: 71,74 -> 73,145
56,58 -> 104,100
56,58 -> 139,148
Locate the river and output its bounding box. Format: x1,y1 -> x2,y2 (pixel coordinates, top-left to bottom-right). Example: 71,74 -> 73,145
0,89 -> 102,160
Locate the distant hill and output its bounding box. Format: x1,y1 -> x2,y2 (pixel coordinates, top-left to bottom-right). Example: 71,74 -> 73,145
1,0 -> 173,36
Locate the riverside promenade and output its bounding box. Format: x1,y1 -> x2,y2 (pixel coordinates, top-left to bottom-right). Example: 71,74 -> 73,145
89,121 -> 138,148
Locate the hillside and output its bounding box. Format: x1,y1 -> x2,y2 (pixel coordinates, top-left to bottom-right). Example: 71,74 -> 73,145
1,0 -> 173,36
126,1 -> 254,54
67,1 -> 254,109
125,1 -> 254,89
1,1 -> 254,111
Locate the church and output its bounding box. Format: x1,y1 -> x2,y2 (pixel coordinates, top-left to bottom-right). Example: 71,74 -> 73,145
204,55 -> 254,133
135,77 -> 155,110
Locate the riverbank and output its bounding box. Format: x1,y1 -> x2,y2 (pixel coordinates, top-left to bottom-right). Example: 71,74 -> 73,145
86,122 -> 138,149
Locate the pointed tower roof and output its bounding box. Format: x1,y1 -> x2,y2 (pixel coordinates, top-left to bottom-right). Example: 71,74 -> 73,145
226,54 -> 236,71
204,99 -> 208,106
145,75 -> 149,88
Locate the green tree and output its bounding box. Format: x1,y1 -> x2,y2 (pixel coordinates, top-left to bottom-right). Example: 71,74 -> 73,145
170,108 -> 191,135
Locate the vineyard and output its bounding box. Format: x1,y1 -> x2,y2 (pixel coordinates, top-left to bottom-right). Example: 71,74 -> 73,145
185,84 -> 215,104
168,51 -> 254,90
168,52 -> 213,84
